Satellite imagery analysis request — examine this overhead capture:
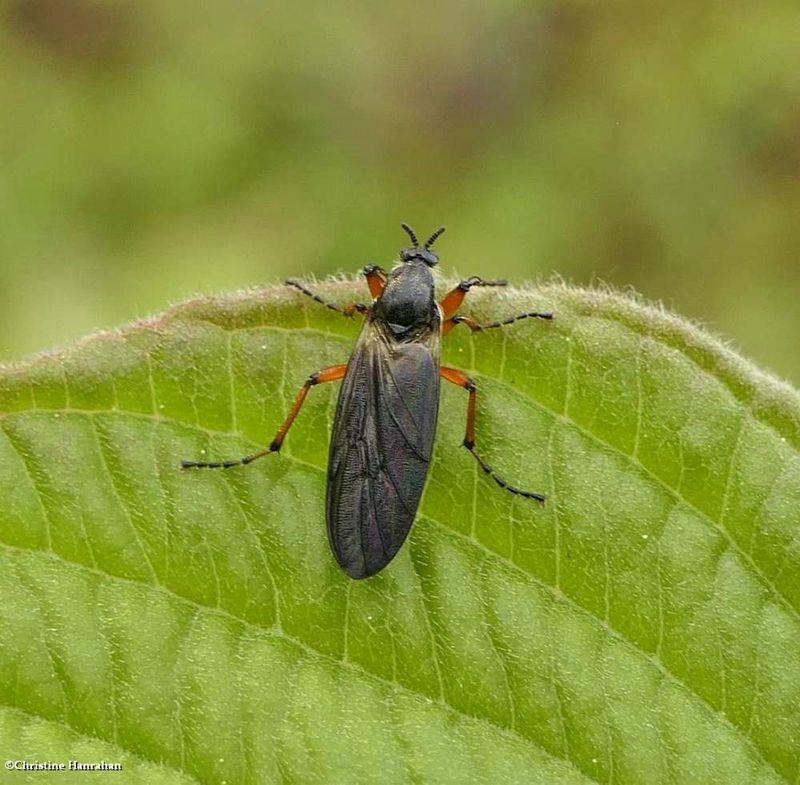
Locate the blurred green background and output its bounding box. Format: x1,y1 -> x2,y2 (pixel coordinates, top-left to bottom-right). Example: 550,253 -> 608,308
1,1 -> 798,381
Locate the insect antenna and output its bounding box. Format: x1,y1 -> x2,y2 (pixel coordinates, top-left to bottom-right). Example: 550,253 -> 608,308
424,226 -> 446,249
400,223 -> 419,246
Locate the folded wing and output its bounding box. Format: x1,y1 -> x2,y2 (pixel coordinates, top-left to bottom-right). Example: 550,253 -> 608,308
327,321 -> 441,578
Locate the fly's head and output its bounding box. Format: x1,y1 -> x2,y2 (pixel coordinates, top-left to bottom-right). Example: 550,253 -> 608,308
399,223 -> 445,267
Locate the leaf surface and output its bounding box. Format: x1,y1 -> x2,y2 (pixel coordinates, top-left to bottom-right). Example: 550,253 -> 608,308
1,282 -> 798,784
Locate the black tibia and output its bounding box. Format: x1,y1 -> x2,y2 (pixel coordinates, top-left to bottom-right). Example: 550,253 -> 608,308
180,452 -> 270,470
457,276 -> 508,290
286,279 -> 367,317
463,443 -> 546,502
181,364 -> 347,470
440,276 -> 509,321
450,310 -> 553,332
439,366 -> 546,502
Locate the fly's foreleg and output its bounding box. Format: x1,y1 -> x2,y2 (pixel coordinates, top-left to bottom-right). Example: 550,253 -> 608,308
362,264 -> 388,299
440,276 -> 508,320
286,280 -> 368,318
440,366 -> 546,502
440,277 -> 552,336
181,364 -> 347,469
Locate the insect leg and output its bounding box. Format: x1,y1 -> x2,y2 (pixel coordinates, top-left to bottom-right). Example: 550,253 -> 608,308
442,310 -> 553,337
286,280 -> 368,318
181,364 -> 347,469
440,276 -> 508,319
363,264 -> 388,298
439,366 -> 546,502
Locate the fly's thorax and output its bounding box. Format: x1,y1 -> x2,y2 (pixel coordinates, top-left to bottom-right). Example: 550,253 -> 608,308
374,261 -> 437,336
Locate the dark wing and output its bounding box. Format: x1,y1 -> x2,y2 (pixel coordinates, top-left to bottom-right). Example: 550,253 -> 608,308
326,319 -> 441,579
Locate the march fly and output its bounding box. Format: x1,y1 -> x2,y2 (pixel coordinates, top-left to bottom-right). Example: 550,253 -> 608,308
182,224 -> 553,579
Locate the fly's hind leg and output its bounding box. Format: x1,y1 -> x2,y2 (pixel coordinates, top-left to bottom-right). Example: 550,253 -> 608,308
440,366 -> 546,502
181,364 -> 347,469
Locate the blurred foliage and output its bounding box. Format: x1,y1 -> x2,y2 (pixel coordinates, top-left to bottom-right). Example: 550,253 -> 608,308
0,0 -> 798,381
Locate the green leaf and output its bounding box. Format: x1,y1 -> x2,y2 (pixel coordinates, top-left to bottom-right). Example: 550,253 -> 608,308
1,282 -> 798,785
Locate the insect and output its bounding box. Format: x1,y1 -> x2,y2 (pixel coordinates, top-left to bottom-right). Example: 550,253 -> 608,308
182,224 -> 553,579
